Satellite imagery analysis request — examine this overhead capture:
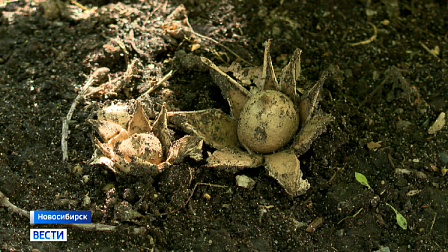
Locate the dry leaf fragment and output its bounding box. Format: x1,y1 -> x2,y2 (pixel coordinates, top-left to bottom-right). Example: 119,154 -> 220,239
191,44 -> 201,51
367,141 -> 382,150
428,112 -> 445,134
306,217 -> 323,232
406,189 -> 421,196
235,175 -> 256,190
429,164 -> 437,171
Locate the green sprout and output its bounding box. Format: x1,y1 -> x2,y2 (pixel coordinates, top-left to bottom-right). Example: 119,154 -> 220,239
386,203 -> 407,230
354,172 -> 407,230
355,172 -> 372,190
337,207 -> 363,225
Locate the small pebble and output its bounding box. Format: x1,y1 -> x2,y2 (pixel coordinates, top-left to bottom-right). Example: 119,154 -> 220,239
373,247 -> 390,252
102,183 -> 115,192
439,153 -> 448,164
82,195 -> 91,207
396,120 -> 412,130
236,175 -> 256,190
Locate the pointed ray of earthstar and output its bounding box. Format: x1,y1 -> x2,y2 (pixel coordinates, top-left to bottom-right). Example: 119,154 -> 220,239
279,48 -> 302,102
261,39 -> 280,91
201,57 -> 250,120
165,135 -> 203,165
88,119 -> 123,143
298,71 -> 330,126
293,113 -> 334,156
167,109 -> 239,150
152,103 -> 171,160
127,100 -> 151,135
206,147 -> 263,172
264,150 -> 310,197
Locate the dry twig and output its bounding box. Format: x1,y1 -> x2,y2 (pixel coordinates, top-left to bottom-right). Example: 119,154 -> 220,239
62,68 -> 109,163
419,41 -> 440,60
0,190 -> 143,232
430,212 -> 437,233
138,70 -> 174,99
184,18 -> 254,67
347,22 -> 377,46
0,191 -> 29,219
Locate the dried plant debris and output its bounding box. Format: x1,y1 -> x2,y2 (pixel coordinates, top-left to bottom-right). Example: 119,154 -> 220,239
360,66 -> 422,107
428,112 -> 446,135
85,59 -> 142,99
168,40 -> 334,196
90,100 -> 203,175
366,141 -> 382,150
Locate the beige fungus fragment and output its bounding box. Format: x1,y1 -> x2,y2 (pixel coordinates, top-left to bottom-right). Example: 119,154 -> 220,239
428,112 -> 446,134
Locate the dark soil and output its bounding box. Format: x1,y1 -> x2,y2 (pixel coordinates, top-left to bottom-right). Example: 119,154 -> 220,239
1,0 -> 447,251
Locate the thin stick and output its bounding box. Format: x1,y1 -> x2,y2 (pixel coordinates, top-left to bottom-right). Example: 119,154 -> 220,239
0,190 -> 142,232
138,70 -> 174,99
184,36 -> 229,66
347,22 -> 377,46
0,0 -> 18,8
66,223 -> 117,232
70,0 -> 90,12
419,41 -> 440,60
184,18 -> 255,67
62,68 -> 108,163
0,191 -> 30,219
387,153 -> 396,169
358,69 -> 390,107
429,212 -> 437,233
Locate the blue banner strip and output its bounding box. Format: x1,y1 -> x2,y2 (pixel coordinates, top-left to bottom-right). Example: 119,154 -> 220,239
30,211 -> 91,224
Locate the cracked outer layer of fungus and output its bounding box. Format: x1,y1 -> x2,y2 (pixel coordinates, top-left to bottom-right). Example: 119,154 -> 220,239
90,100 -> 203,175
168,40 -> 334,196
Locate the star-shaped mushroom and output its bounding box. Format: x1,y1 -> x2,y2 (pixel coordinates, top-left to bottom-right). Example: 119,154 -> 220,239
90,100 -> 203,175
167,40 -> 334,196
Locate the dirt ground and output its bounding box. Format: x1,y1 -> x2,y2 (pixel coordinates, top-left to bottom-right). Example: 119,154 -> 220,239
1,0 -> 447,251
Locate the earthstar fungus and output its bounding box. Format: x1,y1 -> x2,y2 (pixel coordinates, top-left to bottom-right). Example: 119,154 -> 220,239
90,101 -> 203,175
167,40 -> 334,196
